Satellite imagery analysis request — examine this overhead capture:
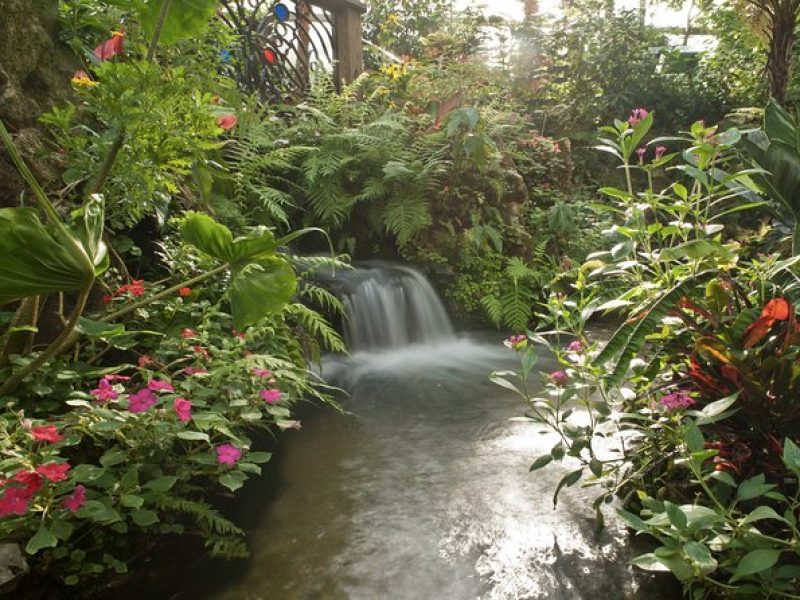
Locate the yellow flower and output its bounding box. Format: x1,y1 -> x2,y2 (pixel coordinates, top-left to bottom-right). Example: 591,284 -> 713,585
387,13 -> 400,25
71,70 -> 97,88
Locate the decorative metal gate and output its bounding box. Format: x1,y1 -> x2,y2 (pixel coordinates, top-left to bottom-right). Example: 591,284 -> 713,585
219,1 -> 341,102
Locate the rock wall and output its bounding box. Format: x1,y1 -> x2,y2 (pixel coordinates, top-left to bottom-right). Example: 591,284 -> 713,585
0,0 -> 76,204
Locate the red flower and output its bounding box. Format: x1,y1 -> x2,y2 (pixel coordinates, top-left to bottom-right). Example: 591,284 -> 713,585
181,328 -> 197,339
63,485 -> 86,513
178,287 -> 192,297
217,114 -> 238,130
35,462 -> 71,483
12,471 -> 44,497
102,294 -> 113,304
743,297 -> 792,348
193,345 -> 210,360
233,330 -> 247,339
138,354 -> 154,368
94,30 -> 125,61
31,425 -> 64,444
116,279 -> 146,297
0,488 -> 32,517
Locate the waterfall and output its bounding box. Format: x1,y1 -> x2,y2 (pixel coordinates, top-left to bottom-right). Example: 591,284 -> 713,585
333,264 -> 454,351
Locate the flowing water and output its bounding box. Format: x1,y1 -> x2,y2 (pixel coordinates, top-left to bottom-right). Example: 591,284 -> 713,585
181,264 -> 676,600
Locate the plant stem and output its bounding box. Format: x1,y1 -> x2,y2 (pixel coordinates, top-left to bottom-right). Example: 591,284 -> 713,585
146,0 -> 173,61
0,288 -> 90,397
103,264 -> 230,322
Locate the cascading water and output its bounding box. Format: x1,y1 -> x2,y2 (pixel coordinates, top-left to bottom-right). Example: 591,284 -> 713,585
336,264 -> 454,350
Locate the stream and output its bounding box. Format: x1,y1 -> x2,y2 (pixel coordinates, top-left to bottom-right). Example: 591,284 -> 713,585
169,264 -> 677,599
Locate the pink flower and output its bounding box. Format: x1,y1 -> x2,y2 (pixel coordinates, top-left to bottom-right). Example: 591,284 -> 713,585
260,389 -> 282,405
636,147 -> 646,163
549,371 -> 569,386
659,390 -> 696,411
504,334 -> 527,351
173,398 -> 192,423
627,108 -> 649,127
565,340 -> 584,353
181,328 -> 197,339
216,444 -> 242,466
31,425 -> 64,443
128,389 -> 158,413
63,485 -> 86,513
252,368 -> 273,377
217,114 -> 238,130
147,379 -> 174,393
35,462 -> 71,483
138,355 -> 154,368
183,367 -> 208,376
193,345 -> 210,360
91,378 -> 118,403
94,30 -> 125,61
655,145 -> 667,160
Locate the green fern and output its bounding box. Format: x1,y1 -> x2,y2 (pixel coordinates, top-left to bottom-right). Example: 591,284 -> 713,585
383,196 -> 432,248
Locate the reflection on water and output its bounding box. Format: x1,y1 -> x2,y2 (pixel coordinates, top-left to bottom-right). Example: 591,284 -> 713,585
207,337 -> 674,600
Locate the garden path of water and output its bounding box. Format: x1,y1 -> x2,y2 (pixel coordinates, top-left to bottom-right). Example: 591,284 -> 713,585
179,265 -> 677,599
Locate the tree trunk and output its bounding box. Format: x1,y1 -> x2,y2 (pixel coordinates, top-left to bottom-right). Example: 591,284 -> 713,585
766,2 -> 797,105
639,0 -> 646,26
523,0 -> 539,19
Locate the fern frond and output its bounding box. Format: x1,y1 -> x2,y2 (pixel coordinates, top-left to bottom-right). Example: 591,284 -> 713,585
383,196 -> 431,248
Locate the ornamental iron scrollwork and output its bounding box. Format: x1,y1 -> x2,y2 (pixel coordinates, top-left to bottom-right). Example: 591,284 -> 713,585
219,1 -> 337,102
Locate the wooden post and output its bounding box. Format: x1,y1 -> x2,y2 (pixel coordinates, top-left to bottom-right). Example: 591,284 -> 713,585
312,0 -> 366,86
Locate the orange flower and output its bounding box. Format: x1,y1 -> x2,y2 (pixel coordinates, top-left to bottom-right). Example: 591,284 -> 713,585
742,297 -> 792,348
178,287 -> 192,297
71,70 -> 97,88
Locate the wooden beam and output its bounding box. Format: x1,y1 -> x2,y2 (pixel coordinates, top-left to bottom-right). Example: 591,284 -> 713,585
312,0 -> 366,14
332,6 -> 364,85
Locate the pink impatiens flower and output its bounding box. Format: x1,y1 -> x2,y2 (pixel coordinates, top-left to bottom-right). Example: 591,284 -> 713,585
31,425 -> 64,444
260,389 -> 282,405
655,145 -> 667,160
252,368 -> 273,377
63,485 -> 86,513
173,398 -> 192,423
35,462 -> 71,483
565,340 -> 584,353
549,371 -> 569,386
181,328 -> 197,339
0,488 -> 32,517
91,378 -> 118,403
128,389 -> 158,413
627,108 -> 649,127
659,390 -> 696,411
183,367 -> 208,376
147,379 -> 175,393
216,444 -> 242,466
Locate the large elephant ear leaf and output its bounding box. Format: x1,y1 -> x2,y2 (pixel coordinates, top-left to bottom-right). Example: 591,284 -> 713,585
230,226 -> 331,265
140,0 -> 218,45
765,99 -> 800,150
0,208 -> 97,305
181,212 -> 235,262
229,259 -> 297,330
70,194 -> 109,275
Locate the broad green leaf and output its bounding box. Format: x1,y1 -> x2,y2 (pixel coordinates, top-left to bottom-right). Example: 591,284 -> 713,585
77,500 -> 121,524
665,501 -> 687,530
737,474 -> 776,501
219,472 -> 247,492
143,476 -> 178,493
180,211 -> 234,262
26,524 -> 58,554
50,520 -> 73,541
783,438 -> 800,473
176,431 -> 210,442
692,392 -> 740,426
229,259 -> 297,330
529,455 -> 553,472
733,549 -> 780,580
617,508 -> 648,531
553,468 -> 582,507
742,506 -> 787,525
140,0 -> 218,45
247,452 -> 272,464
683,542 -> 717,574
130,509 -> 160,527
659,240 -> 734,262
121,494 -> 144,509
684,420 -> 705,453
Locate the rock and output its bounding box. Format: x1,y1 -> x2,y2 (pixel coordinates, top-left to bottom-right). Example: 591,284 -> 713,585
0,543 -> 28,588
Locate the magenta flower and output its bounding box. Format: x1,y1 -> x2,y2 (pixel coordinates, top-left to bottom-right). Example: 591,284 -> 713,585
504,334 -> 527,351
128,389 -> 158,413
565,340 -> 584,353
173,398 -> 192,423
63,485 -> 86,513
104,374 -> 131,382
659,390 -> 696,411
636,147 -> 646,163
549,371 -> 569,386
90,378 -> 118,403
627,108 -> 649,127
655,145 -> 667,160
260,389 -> 282,405
147,379 -> 174,393
216,444 -> 242,466
252,368 -> 273,377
